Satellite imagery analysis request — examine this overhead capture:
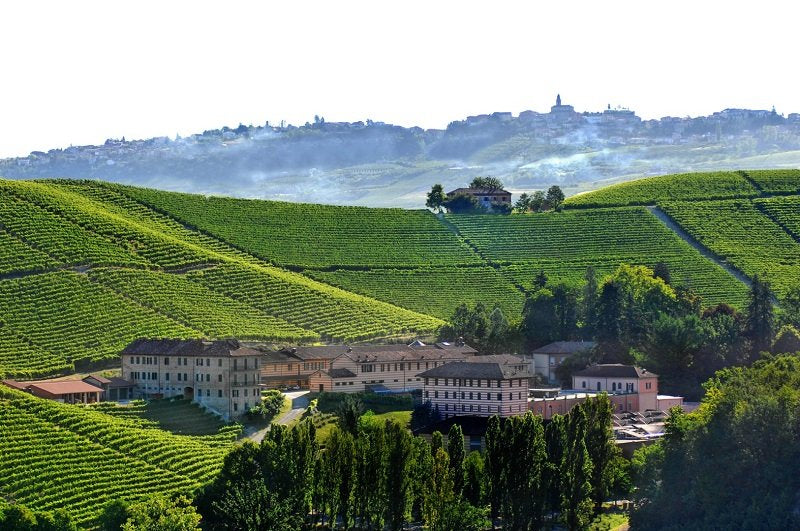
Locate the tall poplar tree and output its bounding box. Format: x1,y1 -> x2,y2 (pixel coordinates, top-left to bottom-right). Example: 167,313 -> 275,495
447,424 -> 466,497
746,274 -> 774,359
561,407 -> 594,530
484,415 -> 504,520
583,395 -> 617,513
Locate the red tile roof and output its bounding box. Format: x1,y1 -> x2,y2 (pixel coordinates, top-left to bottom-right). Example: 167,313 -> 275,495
28,381 -> 103,395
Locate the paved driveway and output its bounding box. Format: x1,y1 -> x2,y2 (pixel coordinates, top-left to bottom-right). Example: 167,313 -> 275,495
247,390 -> 310,443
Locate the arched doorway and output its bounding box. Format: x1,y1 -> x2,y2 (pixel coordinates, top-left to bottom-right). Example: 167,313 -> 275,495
183,386 -> 194,400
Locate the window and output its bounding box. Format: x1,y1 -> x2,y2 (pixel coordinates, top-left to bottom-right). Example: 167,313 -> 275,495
218,390 -> 223,398
434,378 -> 439,386
425,390 -> 429,398
434,391 -> 438,398
509,393 -> 513,400
206,389 -> 210,397
233,402 -> 238,411
497,393 -> 502,401
425,378 -> 429,385
244,389 -> 248,397
582,380 -> 587,388
164,357 -> 169,365
469,392 -> 473,400
136,356 -> 140,364
218,374 -> 223,383
218,359 -> 222,367
597,382 -> 601,391
206,374 -> 210,382
461,392 -> 465,400
198,358 -> 203,366
183,358 -> 187,366
444,391 -> 448,399
152,372 -> 157,380
612,382 -> 616,391
206,358 -> 211,367
165,373 -> 170,381
183,373 -> 187,381
478,392 -> 482,400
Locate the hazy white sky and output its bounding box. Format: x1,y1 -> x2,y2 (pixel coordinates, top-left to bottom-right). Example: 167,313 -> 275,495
1,1 -> 797,158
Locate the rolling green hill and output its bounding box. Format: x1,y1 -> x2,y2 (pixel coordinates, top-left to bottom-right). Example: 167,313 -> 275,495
1,170 -> 799,378
2,170 -> 800,525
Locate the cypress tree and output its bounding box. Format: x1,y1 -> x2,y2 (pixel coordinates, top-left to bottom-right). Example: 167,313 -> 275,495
582,266 -> 599,339
746,274 -> 774,360
447,424 -> 466,497
431,430 -> 443,455
462,451 -> 485,507
583,395 -> 617,513
544,414 -> 567,520
384,421 -> 413,530
561,407 -> 594,531
484,415 -> 504,521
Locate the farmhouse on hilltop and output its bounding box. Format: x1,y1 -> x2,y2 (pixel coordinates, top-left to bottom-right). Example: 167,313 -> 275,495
446,186 -> 512,207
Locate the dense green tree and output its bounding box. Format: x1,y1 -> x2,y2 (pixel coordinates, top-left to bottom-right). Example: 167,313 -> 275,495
121,496 -> 201,531
553,282 -> 580,340
746,274 -> 774,359
778,284 -> 800,328
543,415 -> 567,518
594,280 -> 623,347
409,437 -> 433,523
354,424 -> 387,528
443,193 -> 480,214
582,395 -> 618,514
438,501 -> 490,531
425,448 -> 455,531
338,395 -> 363,435
484,415 -> 504,520
431,430 -> 443,455
514,193 -> 531,213
521,288 -> 558,349
484,305 -> 511,354
503,413 -> 547,530
560,407 -> 594,531
470,176 -> 504,190
529,190 -> 546,212
426,184 -> 446,212
384,421 -> 413,530
652,261 -> 671,285
211,479 -> 293,530
631,355 -> 800,529
582,266 -> 599,339
98,500 -> 130,531
447,424 -> 466,497
772,324 -> 800,353
545,185 -> 565,210
533,270 -> 548,290
462,451 -> 485,506
1,505 -> 38,530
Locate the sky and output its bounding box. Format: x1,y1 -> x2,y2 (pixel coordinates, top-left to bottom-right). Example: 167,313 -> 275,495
1,0 -> 798,158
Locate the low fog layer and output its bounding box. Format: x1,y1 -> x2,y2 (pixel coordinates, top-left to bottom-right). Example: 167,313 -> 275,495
2,105 -> 799,207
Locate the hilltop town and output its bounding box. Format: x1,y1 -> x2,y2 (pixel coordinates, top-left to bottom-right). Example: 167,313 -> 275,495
2,96 -> 800,206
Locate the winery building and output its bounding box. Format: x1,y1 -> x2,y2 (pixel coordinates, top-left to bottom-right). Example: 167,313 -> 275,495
418,354 -> 531,418
121,338 -> 262,419
307,341 -> 478,393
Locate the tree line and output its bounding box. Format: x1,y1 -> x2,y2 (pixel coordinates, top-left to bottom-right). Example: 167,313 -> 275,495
441,263 -> 800,399
187,393 -> 622,530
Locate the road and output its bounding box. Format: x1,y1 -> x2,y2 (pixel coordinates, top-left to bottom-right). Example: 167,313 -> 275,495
246,390 -> 310,443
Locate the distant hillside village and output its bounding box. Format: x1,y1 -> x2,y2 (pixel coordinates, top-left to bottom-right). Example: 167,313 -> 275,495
2,94 -> 799,207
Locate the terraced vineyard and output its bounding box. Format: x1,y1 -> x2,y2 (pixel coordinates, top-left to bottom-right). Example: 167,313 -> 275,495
88,267 -> 317,341
659,199 -> 800,297
563,171 -> 759,208
745,169 -> 800,194
115,185 -> 483,268
307,266 -> 526,321
755,195 -> 800,239
0,386 -> 234,525
186,264 -> 443,341
447,208 -> 750,307
0,271 -> 196,376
